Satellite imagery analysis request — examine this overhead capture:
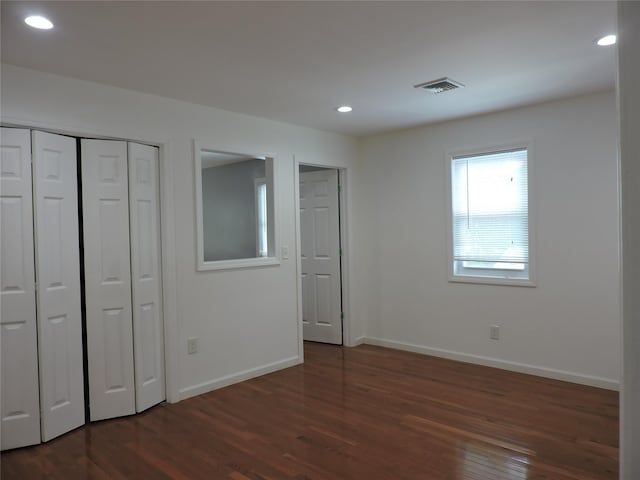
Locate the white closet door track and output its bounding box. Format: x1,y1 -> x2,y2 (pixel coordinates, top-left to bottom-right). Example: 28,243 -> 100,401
81,139 -> 136,421
32,130 -> 85,442
0,128 -> 41,450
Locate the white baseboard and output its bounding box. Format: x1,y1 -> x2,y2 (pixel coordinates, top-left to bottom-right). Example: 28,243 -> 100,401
349,336 -> 366,346
178,356 -> 301,401
363,337 -> 619,391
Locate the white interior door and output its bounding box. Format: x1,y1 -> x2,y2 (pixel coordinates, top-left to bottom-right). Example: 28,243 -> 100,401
32,130 -> 85,442
300,168 -> 342,344
81,139 -> 136,421
128,142 -> 166,412
0,128 -> 41,450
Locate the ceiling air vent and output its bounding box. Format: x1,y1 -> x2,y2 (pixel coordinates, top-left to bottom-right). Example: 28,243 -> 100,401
414,77 -> 465,94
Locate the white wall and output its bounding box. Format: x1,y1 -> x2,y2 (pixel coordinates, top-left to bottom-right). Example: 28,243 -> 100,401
358,91 -> 621,388
0,64 -> 363,401
1,63 -> 622,407
618,2 -> 640,477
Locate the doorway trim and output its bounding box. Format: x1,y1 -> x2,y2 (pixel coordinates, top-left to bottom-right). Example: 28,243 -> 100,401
0,115 -> 179,404
293,158 -> 354,359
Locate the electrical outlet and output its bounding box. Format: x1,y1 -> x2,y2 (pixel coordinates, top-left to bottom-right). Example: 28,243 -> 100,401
187,337 -> 198,354
281,246 -> 289,260
490,325 -> 500,340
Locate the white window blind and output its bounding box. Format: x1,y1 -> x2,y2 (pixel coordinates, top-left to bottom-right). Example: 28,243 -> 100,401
451,148 -> 529,280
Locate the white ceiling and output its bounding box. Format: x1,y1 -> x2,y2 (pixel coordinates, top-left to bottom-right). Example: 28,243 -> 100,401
1,1 -> 617,136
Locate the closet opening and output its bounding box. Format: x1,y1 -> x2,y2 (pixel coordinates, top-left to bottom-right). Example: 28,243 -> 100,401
0,126 -> 168,450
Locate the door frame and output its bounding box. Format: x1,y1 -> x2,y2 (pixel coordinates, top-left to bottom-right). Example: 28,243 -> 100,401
294,159 -> 353,358
0,116 -> 178,404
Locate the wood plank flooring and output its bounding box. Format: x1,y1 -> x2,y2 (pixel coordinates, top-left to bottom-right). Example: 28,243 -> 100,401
1,343 -> 618,479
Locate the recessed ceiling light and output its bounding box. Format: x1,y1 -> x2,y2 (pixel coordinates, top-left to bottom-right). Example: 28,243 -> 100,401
336,105 -> 353,113
597,34 -> 616,46
25,15 -> 53,30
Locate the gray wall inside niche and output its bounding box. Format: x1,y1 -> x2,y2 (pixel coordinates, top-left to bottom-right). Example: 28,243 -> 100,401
299,164 -> 331,173
202,158 -> 266,261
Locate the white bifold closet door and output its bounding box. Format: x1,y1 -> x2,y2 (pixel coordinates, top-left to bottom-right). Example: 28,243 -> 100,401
0,128 -> 41,450
32,131 -> 86,442
82,140 -> 165,421
81,139 -> 136,421
128,142 -> 165,412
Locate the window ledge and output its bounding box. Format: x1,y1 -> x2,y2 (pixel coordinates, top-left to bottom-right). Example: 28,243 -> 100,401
448,275 -> 536,288
197,256 -> 280,272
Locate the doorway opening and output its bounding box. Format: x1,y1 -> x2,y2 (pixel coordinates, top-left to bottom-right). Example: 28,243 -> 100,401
297,164 -> 345,347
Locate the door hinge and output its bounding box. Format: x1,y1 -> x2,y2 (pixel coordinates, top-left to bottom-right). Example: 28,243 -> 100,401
338,184 -> 342,193
341,312 -> 344,320
339,248 -> 343,256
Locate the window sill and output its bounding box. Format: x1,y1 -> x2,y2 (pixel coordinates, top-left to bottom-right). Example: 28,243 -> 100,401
197,256 -> 280,272
448,275 -> 536,287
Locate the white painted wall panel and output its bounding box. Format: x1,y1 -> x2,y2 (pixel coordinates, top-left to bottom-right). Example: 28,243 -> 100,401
618,2 -> 640,478
359,92 -> 620,387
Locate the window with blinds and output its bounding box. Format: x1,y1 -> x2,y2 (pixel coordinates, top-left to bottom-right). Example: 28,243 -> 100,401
450,147 -> 531,283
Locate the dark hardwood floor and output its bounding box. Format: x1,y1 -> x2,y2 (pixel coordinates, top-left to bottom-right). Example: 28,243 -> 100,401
1,343 -> 618,479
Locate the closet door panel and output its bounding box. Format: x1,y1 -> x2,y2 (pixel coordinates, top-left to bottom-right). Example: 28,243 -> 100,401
0,128 -> 41,450
32,131 -> 85,442
81,139 -> 135,421
128,142 -> 165,412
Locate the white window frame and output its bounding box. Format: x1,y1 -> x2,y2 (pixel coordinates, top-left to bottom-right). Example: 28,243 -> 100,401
446,141 -> 536,287
193,141 -> 280,271
254,177 -> 268,258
